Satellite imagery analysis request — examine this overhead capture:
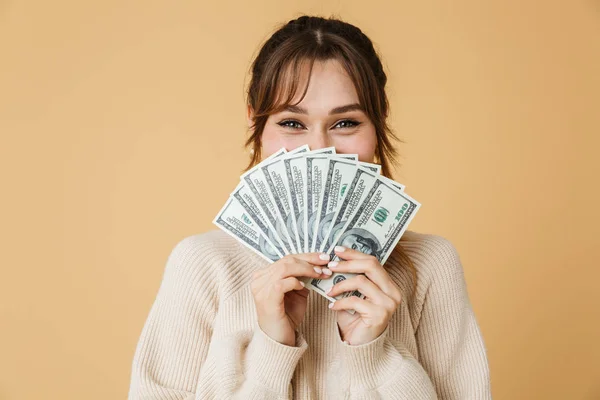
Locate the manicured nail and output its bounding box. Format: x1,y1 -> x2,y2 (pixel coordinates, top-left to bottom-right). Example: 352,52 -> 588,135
334,246 -> 346,253
299,281 -> 305,287
328,302 -> 335,309
343,340 -> 349,345
326,287 -> 333,295
328,261 -> 338,268
322,268 -> 332,276
313,267 -> 322,274
319,253 -> 329,261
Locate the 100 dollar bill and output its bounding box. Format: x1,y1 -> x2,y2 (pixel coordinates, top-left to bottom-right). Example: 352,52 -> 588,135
331,176 -> 420,264
313,157 -> 359,253
231,182 -> 287,257
284,147 -> 336,252
260,145 -> 309,254
213,146 -> 419,312
213,196 -> 283,262
241,148 -> 297,254
305,154 -> 333,252
308,176 -> 420,301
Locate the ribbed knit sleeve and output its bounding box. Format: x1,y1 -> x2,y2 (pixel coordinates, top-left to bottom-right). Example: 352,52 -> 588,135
128,230 -> 491,398
332,325 -> 438,399
128,235 -> 219,400
195,321 -> 309,399
327,235 -> 492,399
128,233 -> 310,400
243,321 -> 308,394
413,236 -> 492,399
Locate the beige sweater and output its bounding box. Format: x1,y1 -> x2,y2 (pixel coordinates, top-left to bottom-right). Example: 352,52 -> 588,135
128,229 -> 492,399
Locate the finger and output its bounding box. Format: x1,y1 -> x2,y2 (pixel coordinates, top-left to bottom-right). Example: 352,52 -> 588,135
250,267 -> 272,296
271,277 -> 305,299
251,266 -> 271,281
326,274 -> 393,307
288,252 -> 331,266
333,245 -> 375,260
296,286 -> 310,299
273,257 -> 329,280
327,259 -> 402,305
328,295 -> 378,317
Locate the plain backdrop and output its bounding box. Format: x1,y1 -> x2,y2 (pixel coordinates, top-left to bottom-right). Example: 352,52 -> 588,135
1,1 -> 599,399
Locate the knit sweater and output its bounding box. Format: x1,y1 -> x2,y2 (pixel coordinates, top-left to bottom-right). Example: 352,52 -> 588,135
128,229 -> 492,399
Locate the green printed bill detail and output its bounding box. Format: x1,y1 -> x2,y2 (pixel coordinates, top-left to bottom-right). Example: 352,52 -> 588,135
305,154 -> 333,253
331,176 -> 419,264
322,166 -> 380,255
283,147 -> 336,253
230,181 -> 287,257
306,166 -> 379,302
357,161 -> 382,174
260,146 -> 309,255
313,157 -> 359,253
213,145 -> 420,309
212,196 -> 283,262
305,153 -> 356,252
241,148 -> 298,254
309,177 -> 420,301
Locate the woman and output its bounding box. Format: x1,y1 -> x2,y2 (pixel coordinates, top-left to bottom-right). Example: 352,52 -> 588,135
128,15 -> 492,399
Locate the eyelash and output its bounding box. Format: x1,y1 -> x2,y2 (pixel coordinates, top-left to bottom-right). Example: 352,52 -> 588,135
277,119 -> 362,131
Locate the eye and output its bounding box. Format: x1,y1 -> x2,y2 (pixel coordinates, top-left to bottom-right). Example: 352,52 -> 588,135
333,119 -> 361,129
277,120 -> 305,130
276,119 -> 362,131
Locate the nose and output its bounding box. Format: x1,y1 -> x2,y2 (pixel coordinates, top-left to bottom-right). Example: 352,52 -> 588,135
308,131 -> 331,150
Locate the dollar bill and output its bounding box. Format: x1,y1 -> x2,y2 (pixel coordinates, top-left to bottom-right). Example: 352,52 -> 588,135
331,176 -> 420,264
230,181 -> 287,256
213,196 -> 283,262
237,148 -> 291,251
368,167 -> 406,193
213,145 -> 420,312
305,154 -> 333,252
337,154 -> 359,161
313,157 -> 359,253
355,161 -> 407,193
301,166 -> 378,303
283,147 -> 336,252
241,148 -> 299,253
322,166 -> 380,255
358,161 -> 381,174
304,153 -> 357,252
260,145 -> 310,253
309,176 -> 420,301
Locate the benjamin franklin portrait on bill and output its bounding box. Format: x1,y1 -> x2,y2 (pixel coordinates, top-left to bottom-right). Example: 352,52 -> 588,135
337,228 -> 383,260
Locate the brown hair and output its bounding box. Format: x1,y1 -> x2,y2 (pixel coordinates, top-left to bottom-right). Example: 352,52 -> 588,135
244,15 -> 417,298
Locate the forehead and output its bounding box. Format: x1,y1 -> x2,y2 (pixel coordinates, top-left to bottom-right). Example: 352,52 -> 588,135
278,59 -> 360,112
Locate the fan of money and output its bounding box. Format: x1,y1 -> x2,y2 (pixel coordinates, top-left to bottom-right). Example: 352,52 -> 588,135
213,145 -> 421,304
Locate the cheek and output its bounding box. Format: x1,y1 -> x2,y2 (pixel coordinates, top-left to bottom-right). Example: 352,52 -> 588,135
260,125 -> 305,159
333,131 -> 377,163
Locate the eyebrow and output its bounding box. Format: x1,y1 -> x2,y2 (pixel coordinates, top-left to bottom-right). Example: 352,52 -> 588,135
283,103 -> 364,115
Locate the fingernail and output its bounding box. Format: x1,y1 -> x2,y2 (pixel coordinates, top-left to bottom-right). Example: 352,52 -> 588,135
326,287 -> 332,295
328,302 -> 335,309
319,253 -> 329,261
322,268 -> 332,276
343,340 -> 349,345
313,267 -> 322,274
328,261 -> 338,268
334,246 -> 345,253
300,281 -> 305,287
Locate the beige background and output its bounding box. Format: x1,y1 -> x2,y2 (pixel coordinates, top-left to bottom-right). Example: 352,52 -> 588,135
1,1 -> 599,399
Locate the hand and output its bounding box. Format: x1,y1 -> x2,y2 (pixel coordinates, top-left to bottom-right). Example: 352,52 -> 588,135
326,246 -> 402,346
250,253 -> 331,346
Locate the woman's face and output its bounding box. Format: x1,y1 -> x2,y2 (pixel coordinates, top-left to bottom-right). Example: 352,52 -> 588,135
248,59 -> 378,162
